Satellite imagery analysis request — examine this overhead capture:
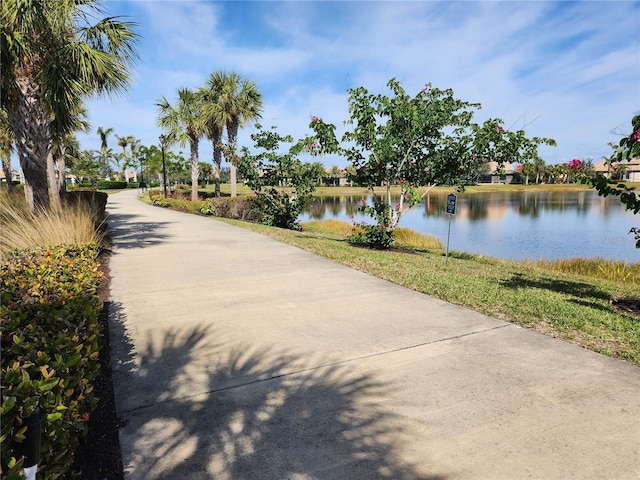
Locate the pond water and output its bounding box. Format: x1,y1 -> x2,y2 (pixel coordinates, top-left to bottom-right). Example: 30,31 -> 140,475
299,190 -> 640,263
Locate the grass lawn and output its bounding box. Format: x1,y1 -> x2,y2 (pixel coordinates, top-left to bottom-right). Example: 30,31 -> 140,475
208,181 -> 640,197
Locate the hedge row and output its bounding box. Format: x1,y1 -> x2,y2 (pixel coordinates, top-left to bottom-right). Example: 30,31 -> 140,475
95,181 -> 139,190
62,190 -> 108,220
148,190 -> 260,222
0,245 -> 103,479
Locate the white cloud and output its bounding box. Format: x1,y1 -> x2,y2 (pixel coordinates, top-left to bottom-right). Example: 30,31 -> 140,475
69,0 -> 639,170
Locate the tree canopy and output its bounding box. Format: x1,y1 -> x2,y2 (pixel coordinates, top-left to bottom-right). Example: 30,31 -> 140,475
1,0 -> 138,209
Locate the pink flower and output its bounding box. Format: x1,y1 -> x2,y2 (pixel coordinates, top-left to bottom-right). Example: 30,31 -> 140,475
421,87 -> 428,93
291,165 -> 296,170
81,413 -> 90,422
423,167 -> 430,174
410,160 -> 416,165
349,215 -> 355,220
568,158 -> 583,171
311,115 -> 321,122
633,131 -> 640,142
394,204 -> 400,211
470,153 -> 477,160
496,125 -> 504,132
360,199 -> 367,205
360,220 -> 367,226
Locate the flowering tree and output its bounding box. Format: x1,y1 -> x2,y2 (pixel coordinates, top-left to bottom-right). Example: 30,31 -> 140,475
589,115 -> 640,216
585,114 -> 640,247
308,78 -> 555,248
226,124 -> 317,230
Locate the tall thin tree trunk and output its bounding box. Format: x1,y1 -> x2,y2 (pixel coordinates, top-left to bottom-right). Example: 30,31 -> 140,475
190,138 -> 200,202
10,76 -> 52,210
228,122 -> 239,197
57,141 -> 67,197
47,149 -> 62,210
1,156 -> 15,193
212,140 -> 222,197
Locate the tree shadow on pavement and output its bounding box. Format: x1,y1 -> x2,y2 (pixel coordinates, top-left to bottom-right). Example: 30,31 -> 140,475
105,213 -> 172,250
110,314 -> 447,479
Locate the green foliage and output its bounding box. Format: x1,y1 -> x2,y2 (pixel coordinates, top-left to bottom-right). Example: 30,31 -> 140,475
611,114 -> 640,162
586,115 -> 640,221
1,245 -> 103,479
198,197 -> 259,221
308,78 -> 555,248
95,180 -> 127,190
147,189 -> 259,221
347,200 -> 395,249
231,124 -> 317,230
589,176 -> 639,214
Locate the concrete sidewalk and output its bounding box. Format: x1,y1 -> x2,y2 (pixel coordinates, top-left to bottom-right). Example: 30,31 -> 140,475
106,189 -> 640,479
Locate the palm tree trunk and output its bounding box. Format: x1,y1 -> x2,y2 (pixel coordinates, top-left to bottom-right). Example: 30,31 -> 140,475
212,140 -> 222,197
57,141 -> 68,197
47,149 -> 62,210
9,75 -> 52,210
190,138 -> 200,202
228,122 -> 239,197
1,156 -> 15,193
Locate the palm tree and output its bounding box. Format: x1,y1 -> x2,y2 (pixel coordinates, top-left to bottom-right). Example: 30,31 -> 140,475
198,72 -> 226,197
116,134 -> 131,183
1,0 -> 138,210
97,126 -> 116,178
156,88 -> 206,201
128,136 -> 141,182
213,71 -> 263,197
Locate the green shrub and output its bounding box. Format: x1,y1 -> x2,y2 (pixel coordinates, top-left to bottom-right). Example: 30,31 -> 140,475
70,182 -> 94,189
148,189 -> 164,201
126,182 -> 139,189
198,196 -> 260,221
95,180 -> 127,190
151,196 -> 172,208
0,245 -> 103,479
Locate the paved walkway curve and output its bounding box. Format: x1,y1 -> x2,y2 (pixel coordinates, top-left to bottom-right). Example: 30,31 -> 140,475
106,189 -> 640,479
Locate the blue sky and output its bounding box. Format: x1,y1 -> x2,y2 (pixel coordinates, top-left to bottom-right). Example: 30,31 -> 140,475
76,0 -> 640,168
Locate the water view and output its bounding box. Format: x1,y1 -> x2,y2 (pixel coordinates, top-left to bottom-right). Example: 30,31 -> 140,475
300,190 -> 640,263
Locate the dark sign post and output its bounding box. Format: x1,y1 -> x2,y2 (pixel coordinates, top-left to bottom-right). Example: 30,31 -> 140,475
445,193 -> 457,264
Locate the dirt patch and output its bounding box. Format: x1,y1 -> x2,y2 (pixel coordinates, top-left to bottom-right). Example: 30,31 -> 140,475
611,297 -> 640,318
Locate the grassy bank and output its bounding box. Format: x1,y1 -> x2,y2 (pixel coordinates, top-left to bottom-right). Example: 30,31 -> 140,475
214,216 -> 640,365
210,181 -> 640,196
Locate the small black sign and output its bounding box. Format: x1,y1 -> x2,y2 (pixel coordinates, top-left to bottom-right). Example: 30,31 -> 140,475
446,193 -> 457,215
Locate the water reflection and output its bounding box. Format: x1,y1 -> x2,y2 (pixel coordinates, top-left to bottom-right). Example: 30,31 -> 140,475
419,191 -> 617,220
300,190 -> 639,262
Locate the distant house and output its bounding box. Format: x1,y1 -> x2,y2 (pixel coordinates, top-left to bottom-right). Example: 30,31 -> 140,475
0,166 -> 21,185
478,161 -> 518,184
592,159 -> 640,182
323,167 -> 350,186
